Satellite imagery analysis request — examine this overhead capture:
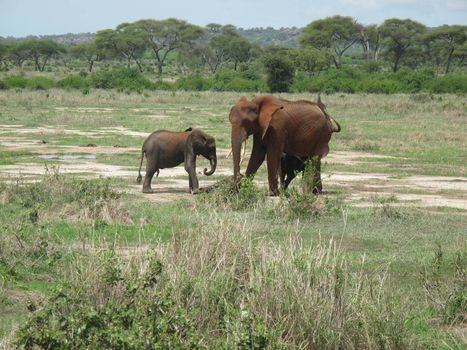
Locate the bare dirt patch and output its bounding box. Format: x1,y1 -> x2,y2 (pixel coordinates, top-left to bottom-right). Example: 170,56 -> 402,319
325,151 -> 400,165
0,121 -> 465,210
326,172 -> 467,210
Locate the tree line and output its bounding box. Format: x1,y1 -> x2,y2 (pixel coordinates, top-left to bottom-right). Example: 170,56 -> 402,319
0,16 -> 465,92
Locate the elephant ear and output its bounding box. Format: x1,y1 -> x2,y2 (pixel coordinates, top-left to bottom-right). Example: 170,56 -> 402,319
256,97 -> 284,140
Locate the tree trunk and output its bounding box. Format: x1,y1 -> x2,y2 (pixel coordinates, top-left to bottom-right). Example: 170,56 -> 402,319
393,55 -> 401,72
445,47 -> 455,74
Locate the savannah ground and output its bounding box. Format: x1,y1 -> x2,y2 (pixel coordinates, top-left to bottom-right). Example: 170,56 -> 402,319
0,90 -> 465,348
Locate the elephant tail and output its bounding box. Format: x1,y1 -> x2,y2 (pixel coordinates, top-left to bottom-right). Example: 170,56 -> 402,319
331,118 -> 341,133
136,150 -> 145,184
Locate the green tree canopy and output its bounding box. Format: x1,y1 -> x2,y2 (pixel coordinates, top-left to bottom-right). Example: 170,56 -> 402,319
24,39 -> 66,71
380,18 -> 427,72
129,18 -> 204,76
262,46 -> 295,92
424,25 -> 467,73
300,15 -> 362,68
293,47 -> 331,76
69,42 -> 103,72
95,26 -> 146,72
360,24 -> 381,60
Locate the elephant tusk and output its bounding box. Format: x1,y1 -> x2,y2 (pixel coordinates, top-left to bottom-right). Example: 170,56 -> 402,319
240,139 -> 247,165
226,139 -> 247,162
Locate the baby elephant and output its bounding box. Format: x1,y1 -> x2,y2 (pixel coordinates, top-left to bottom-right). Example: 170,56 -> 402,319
280,154 -> 306,190
137,128 -> 217,194
280,154 -> 322,194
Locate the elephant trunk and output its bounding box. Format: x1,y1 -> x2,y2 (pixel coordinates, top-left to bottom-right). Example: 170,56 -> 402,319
231,125 -> 246,179
203,155 -> 217,176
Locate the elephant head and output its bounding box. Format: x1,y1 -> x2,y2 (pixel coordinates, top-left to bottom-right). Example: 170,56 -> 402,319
188,129 -> 217,176
228,96 -> 284,178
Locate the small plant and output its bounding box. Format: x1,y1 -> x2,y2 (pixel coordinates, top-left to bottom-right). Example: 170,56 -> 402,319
197,176 -> 265,211
420,244 -> 467,324
14,255 -> 203,349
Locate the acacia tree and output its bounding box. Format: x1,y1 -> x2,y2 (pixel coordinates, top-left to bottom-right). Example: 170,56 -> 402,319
95,27 -> 145,71
300,16 -> 362,68
0,41 -> 10,70
360,24 -> 381,60
225,35 -> 256,70
262,47 -> 295,92
29,40 -> 66,71
191,24 -> 241,74
69,42 -> 103,72
424,25 -> 467,73
293,47 -> 331,76
8,41 -> 32,69
379,18 -> 427,72
130,18 -> 204,76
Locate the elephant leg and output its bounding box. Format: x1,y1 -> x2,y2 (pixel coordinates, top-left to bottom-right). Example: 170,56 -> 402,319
284,169 -> 296,189
312,156 -> 322,194
184,163 -> 199,194
280,156 -> 286,189
245,134 -> 266,177
142,152 -> 157,193
266,148 -> 282,196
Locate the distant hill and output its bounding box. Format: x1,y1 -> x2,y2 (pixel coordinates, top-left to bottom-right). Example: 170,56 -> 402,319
1,33 -> 95,45
3,27 -> 302,47
238,27 -> 302,47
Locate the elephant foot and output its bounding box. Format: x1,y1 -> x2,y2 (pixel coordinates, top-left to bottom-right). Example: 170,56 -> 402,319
312,186 -> 322,195
268,188 -> 280,196
191,189 -> 200,195
142,187 -> 154,194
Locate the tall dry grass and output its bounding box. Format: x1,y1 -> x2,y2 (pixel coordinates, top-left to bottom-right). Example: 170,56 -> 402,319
50,210 -> 410,349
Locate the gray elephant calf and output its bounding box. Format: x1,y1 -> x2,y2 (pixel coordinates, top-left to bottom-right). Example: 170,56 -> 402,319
137,128 -> 217,194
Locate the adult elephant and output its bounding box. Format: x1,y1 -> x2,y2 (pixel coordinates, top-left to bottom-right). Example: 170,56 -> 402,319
229,95 -> 340,195
137,128 -> 217,194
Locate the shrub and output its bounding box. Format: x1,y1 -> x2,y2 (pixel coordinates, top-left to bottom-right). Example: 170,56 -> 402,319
420,244 -> 467,324
393,68 -> 435,93
262,53 -> 295,92
4,75 -> 28,89
26,76 -> 55,90
360,77 -> 404,94
151,79 -> 175,91
176,75 -> 213,91
198,176 -> 265,211
90,68 -> 153,91
57,75 -> 90,90
15,257 -> 203,349
425,74 -> 467,93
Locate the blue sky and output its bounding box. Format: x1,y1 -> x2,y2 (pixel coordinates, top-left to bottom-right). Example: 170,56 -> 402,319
1,0 -> 466,37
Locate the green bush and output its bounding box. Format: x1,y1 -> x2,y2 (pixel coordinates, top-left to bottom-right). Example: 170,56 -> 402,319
360,77 -> 404,94
151,79 -> 175,91
26,76 -> 55,90
176,75 -> 213,91
198,176 -> 265,211
91,68 -> 154,91
57,75 -> 90,90
4,75 -> 28,89
393,68 -> 435,93
425,74 -> 467,93
210,69 -> 267,92
291,68 -> 467,94
15,257 -> 203,349
263,53 -> 295,92
0,80 -> 7,90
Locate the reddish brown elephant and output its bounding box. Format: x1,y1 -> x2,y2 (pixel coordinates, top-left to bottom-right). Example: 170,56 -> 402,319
228,95 -> 340,195
137,128 -> 217,194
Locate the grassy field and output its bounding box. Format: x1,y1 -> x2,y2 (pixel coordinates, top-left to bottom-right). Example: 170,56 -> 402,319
0,90 -> 466,348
